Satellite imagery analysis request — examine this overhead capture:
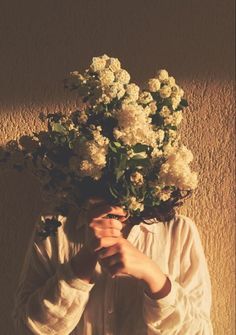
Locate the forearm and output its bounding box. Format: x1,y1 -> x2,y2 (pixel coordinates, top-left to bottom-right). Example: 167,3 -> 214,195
70,245 -> 98,284
142,261 -> 171,300
142,274 -> 213,334
13,246 -> 96,335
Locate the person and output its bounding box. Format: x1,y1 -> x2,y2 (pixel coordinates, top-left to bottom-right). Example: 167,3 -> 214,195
12,197 -> 213,335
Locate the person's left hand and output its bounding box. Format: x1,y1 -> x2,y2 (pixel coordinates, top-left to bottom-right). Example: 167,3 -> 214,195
98,237 -> 156,280
98,237 -> 171,298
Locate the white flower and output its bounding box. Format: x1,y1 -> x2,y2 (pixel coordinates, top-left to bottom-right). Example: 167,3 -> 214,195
90,56 -> 107,72
164,115 -> 174,126
162,76 -> 176,87
79,160 -> 102,180
115,69 -> 131,84
159,85 -> 172,98
98,68 -> 115,85
160,106 -> 171,118
156,69 -> 169,81
106,57 -> 121,72
151,147 -> 162,158
163,143 -> 177,155
75,127 -> 109,180
171,84 -> 181,96
126,83 -> 140,101
168,129 -> 178,139
172,111 -> 183,126
149,101 -> 157,114
130,171 -> 144,186
113,128 -> 123,140
77,110 -> 88,124
159,146 -> 198,190
155,188 -> 172,201
148,78 -> 161,92
104,82 -> 126,100
171,96 -> 182,110
156,129 -> 165,143
128,196 -> 144,212
138,91 -> 153,105
114,102 -> 160,147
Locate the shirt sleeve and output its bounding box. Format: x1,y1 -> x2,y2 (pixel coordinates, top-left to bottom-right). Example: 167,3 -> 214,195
12,215 -> 95,335
142,216 -> 213,335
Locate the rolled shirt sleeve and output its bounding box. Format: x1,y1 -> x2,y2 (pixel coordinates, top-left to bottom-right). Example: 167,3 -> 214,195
142,216 -> 213,335
12,215 -> 94,335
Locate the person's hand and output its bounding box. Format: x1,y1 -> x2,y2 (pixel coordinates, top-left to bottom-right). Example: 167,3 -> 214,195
97,237 -> 154,280
84,198 -> 129,254
70,198 -> 128,283
98,237 -> 170,297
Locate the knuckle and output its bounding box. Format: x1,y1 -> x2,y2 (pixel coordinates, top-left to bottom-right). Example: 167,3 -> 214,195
110,228 -> 116,235
109,219 -> 116,227
94,230 -> 101,238
89,222 -> 94,228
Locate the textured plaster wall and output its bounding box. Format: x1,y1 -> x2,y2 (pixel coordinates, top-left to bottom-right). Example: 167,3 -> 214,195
0,1 -> 235,334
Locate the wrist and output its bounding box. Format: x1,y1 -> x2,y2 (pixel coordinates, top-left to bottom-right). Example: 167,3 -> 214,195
70,246 -> 98,284
142,262 -> 171,299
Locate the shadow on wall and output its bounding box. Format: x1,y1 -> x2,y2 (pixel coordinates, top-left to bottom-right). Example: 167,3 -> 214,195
0,0 -> 234,107
0,167 -> 43,333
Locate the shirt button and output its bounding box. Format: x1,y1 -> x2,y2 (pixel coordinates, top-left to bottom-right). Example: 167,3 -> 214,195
108,307 -> 113,314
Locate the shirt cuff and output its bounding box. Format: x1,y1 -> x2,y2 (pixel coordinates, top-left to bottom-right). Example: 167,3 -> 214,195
142,275 -> 177,322
143,275 -> 177,309
57,261 -> 95,292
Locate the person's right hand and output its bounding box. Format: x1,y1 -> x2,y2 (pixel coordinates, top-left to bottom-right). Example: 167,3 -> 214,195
70,198 -> 129,283
85,198 -> 128,253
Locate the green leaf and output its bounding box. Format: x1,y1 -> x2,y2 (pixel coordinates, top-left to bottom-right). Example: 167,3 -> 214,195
113,141 -> 121,148
133,143 -> 149,153
180,99 -> 188,107
52,122 -> 67,134
119,154 -> 127,169
115,168 -> 124,180
109,142 -> 117,153
109,186 -> 119,199
130,184 -> 138,196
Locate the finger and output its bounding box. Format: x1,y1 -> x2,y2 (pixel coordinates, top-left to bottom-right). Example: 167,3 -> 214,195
89,205 -> 127,220
103,206 -> 128,218
107,262 -> 124,277
94,237 -> 120,251
94,227 -> 122,238
99,252 -> 121,267
90,218 -> 123,230
98,244 -> 120,259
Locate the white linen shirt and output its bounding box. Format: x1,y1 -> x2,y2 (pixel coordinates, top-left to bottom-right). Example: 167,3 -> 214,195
12,209 -> 213,335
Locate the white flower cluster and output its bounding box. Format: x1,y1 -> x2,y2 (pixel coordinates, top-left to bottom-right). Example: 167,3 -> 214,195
113,101 -> 163,147
148,69 -> 184,110
65,55 -> 198,211
130,171 -> 144,186
69,54 -> 134,106
128,196 -> 144,212
70,126 -> 109,180
159,146 -> 198,190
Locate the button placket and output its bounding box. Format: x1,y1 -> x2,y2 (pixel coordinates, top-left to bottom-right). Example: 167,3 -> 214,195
104,274 -> 115,334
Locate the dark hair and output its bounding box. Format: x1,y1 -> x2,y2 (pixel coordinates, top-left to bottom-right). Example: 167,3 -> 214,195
134,189 -> 192,224
74,177 -> 192,224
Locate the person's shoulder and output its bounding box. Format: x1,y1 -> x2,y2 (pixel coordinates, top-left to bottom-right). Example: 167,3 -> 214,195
171,213 -> 198,231
171,214 -> 196,230
168,214 -> 204,250
140,214 -> 197,238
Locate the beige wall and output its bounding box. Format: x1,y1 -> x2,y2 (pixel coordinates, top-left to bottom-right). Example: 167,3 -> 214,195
0,1 -> 234,334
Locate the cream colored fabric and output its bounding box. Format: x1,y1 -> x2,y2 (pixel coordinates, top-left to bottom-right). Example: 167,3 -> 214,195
12,211 -> 213,335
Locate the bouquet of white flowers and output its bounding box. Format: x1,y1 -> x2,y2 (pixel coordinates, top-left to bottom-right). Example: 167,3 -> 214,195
0,54 -> 198,238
